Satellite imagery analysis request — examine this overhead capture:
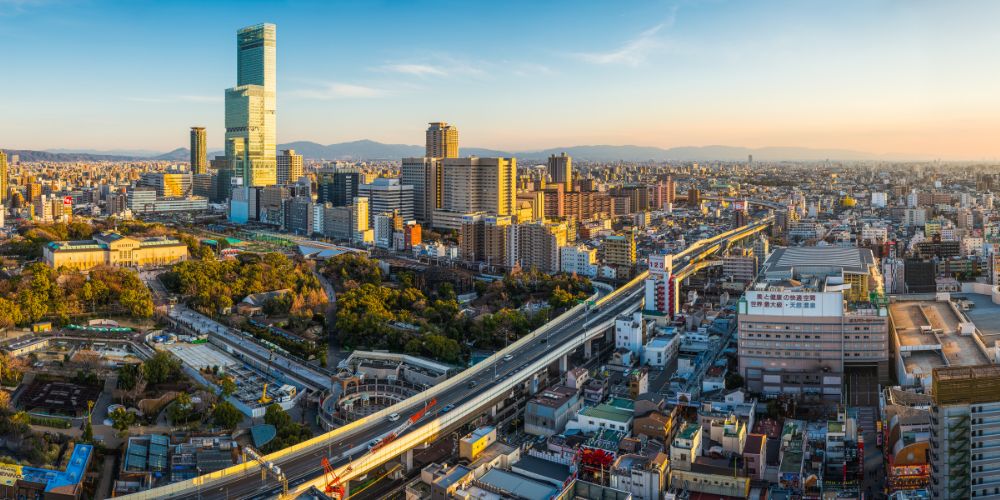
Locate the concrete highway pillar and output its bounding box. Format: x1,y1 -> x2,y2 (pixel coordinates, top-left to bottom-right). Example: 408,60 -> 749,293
584,339 -> 593,358
531,375 -> 539,395
559,355 -> 568,373
403,449 -> 414,471
491,404 -> 498,418
341,483 -> 349,499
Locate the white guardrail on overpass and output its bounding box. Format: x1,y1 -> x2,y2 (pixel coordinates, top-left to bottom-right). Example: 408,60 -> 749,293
119,284 -> 631,499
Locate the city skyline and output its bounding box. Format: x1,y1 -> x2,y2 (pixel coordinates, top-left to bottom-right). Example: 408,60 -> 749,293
3,1 -> 1000,160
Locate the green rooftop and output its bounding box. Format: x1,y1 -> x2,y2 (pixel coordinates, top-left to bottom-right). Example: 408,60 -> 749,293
581,404 -> 633,424
606,397 -> 635,412
676,422 -> 700,441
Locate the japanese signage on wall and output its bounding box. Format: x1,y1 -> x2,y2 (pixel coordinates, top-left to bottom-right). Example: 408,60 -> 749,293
648,254 -> 672,276
743,290 -> 843,317
0,464 -> 22,486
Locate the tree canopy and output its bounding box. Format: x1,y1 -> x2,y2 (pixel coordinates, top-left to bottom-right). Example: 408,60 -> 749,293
161,253 -> 321,316
321,253 -> 382,292
0,263 -> 152,326
142,351 -> 182,386
212,401 -> 243,429
261,404 -> 312,453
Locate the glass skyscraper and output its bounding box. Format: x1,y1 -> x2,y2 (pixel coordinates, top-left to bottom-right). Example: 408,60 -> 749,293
225,23 -> 277,187
190,127 -> 207,174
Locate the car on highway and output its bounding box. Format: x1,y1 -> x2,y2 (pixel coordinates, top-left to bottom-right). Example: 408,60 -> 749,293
468,380 -> 477,388
503,354 -> 514,361
388,413 -> 400,422
441,404 -> 455,413
367,439 -> 380,450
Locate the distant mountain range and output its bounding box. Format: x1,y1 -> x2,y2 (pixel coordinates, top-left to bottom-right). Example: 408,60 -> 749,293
2,141 -> 933,163
264,141 -> 934,162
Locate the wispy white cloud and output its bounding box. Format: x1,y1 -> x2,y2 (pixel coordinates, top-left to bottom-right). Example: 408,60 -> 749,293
124,95 -> 221,104
379,63 -> 448,77
572,23 -> 668,66
571,6 -> 681,67
0,0 -> 59,16
177,95 -> 221,103
374,56 -> 486,79
288,82 -> 390,100
512,62 -> 556,78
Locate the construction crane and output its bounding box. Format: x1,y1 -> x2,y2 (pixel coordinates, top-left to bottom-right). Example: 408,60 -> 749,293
370,398 -> 437,453
322,398 -> 438,497
323,459 -> 351,498
259,382 -> 272,405
259,351 -> 274,405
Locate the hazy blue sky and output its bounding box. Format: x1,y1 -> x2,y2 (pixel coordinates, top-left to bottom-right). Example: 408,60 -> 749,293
3,0 -> 1000,158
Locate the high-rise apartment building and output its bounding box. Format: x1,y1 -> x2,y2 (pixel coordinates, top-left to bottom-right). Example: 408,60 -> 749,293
225,23 -> 277,187
603,231 -> 638,275
401,157 -> 440,224
0,151 -> 7,205
508,221 -> 568,273
277,149 -> 303,185
547,152 -> 572,193
929,365 -> 1000,500
190,127 -> 207,174
426,122 -> 458,158
433,157 -> 516,230
688,188 -> 701,206
351,196 -> 372,244
459,213 -> 511,265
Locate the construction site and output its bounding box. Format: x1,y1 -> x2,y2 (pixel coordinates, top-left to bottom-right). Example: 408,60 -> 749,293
157,339 -> 303,418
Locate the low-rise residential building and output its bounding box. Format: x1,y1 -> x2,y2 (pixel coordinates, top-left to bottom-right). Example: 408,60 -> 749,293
615,312 -> 648,357
610,453 -> 668,500
524,385 -> 583,437
570,403 -> 634,434
742,433 -> 767,480
670,422 -> 702,471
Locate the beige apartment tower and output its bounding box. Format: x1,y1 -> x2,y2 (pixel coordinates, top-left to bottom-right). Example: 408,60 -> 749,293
190,127 -> 207,174
0,151 -> 7,205
401,157 -> 441,224
277,149 -> 303,185
426,122 -> 459,158
435,157 -> 516,224
508,221 -> 568,273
